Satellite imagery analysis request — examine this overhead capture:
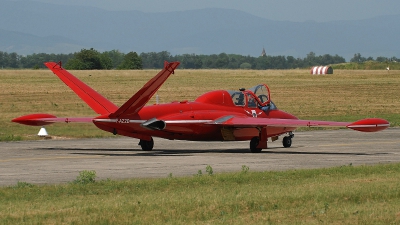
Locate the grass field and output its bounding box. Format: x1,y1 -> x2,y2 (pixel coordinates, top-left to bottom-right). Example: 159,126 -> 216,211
1,68 -> 399,140
1,163 -> 400,224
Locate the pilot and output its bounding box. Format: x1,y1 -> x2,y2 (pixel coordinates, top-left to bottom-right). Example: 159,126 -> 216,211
248,97 -> 256,108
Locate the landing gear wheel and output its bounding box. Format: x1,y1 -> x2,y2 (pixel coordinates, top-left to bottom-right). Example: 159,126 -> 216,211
282,136 -> 292,148
250,137 -> 262,153
139,137 -> 154,151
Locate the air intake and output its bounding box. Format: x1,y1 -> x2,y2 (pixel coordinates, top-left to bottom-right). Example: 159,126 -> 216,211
141,118 -> 166,130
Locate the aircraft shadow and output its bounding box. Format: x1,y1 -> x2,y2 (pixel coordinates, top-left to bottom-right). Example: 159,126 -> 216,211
33,146 -> 387,157
262,150 -> 387,156
35,147 -> 142,152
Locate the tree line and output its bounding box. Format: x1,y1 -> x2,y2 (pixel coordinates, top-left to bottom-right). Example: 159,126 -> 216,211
0,49 -> 398,70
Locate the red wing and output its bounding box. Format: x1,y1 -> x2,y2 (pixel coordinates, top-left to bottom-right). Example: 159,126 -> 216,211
212,116 -> 389,132
45,62 -> 118,115
12,114 -> 93,126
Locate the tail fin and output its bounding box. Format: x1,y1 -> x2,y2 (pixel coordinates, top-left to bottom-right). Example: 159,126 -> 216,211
110,61 -> 180,118
44,62 -> 118,115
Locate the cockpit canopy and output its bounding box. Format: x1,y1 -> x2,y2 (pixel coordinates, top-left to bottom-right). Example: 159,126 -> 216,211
228,84 -> 277,110
195,84 -> 277,110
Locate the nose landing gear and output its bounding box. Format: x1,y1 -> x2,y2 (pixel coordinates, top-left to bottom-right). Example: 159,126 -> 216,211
282,132 -> 294,148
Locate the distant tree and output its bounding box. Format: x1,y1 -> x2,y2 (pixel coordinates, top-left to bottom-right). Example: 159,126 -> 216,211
331,54 -> 346,64
240,62 -> 251,69
179,54 -> 203,69
105,50 -> 124,68
255,56 -> 268,69
286,56 -> 296,68
65,48 -> 110,70
0,51 -> 6,68
305,51 -> 317,66
215,53 -> 229,68
19,53 -> 57,69
158,51 -> 173,63
350,53 -> 367,63
16,49 -> 400,70
226,54 -> 242,69
203,54 -> 218,68
99,52 -> 113,69
8,52 -> 20,68
117,51 -> 142,70
65,58 -> 86,70
375,56 -> 387,62
140,51 -> 173,69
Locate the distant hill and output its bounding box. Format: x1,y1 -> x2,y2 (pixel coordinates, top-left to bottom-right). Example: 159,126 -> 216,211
0,29 -> 85,54
0,0 -> 399,59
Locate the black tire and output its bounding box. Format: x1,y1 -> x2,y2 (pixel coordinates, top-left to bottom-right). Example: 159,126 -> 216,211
139,137 -> 154,151
282,136 -> 292,148
250,137 -> 262,153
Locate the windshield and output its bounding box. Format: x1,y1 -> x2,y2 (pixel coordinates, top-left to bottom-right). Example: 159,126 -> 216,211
247,84 -> 270,105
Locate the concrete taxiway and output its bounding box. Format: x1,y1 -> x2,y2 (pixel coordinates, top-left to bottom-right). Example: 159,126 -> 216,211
0,128 -> 399,186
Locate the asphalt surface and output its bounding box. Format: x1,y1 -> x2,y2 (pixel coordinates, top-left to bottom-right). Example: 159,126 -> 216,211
1,128 -> 399,186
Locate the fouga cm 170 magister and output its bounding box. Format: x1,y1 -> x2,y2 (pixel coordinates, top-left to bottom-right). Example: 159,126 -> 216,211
12,61 -> 389,152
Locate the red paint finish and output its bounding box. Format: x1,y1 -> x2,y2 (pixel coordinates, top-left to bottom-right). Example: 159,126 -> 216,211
44,62 -> 118,114
12,61 -> 390,151
347,118 -> 390,132
12,114 -> 57,126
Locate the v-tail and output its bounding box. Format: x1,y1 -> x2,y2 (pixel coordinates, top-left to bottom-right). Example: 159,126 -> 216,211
12,61 -> 180,126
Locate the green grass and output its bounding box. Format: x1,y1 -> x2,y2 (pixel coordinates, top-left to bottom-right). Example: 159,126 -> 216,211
0,134 -> 22,142
1,163 -> 400,224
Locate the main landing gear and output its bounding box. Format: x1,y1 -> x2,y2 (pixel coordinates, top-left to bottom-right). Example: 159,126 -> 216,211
139,137 -> 154,151
250,137 -> 262,153
249,131 -> 294,153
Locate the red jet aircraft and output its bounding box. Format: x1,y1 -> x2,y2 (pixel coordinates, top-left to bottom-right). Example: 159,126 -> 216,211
13,61 -> 389,152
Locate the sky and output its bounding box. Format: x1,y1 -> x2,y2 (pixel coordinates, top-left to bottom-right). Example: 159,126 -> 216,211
30,0 -> 400,22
